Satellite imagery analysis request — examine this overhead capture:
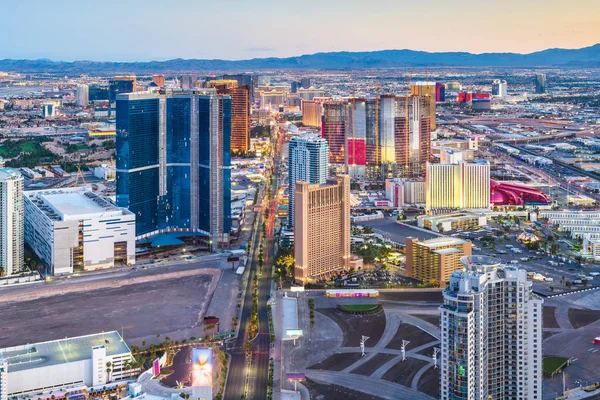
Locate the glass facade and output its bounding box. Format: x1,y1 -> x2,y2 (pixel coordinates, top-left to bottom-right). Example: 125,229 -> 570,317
116,96 -> 160,236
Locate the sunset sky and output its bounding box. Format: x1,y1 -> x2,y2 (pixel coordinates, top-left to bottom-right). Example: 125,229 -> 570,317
3,0 -> 599,61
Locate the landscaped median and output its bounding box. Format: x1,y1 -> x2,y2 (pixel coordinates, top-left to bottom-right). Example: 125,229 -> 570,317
336,303 -> 383,315
543,356 -> 570,377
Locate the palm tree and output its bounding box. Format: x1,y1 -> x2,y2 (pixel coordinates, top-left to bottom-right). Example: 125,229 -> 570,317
156,334 -> 161,343
141,340 -> 146,349
106,361 -> 112,382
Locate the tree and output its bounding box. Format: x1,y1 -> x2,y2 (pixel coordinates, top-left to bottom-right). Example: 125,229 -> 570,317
437,223 -> 444,233
106,361 -> 112,382
141,340 -> 146,349
566,281 -> 573,289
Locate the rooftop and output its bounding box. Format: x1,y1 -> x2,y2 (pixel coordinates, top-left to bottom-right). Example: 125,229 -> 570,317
413,236 -> 470,249
0,168 -> 23,180
25,187 -> 132,221
0,331 -> 130,373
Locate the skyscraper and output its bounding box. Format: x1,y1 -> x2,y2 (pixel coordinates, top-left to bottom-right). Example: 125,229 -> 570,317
322,101 -> 347,166
109,76 -> 136,103
492,79 -> 508,97
152,75 -> 165,87
346,98 -> 367,178
411,82 -> 437,129
535,74 -> 547,94
380,95 -> 432,179
116,89 -> 231,243
76,84 -> 89,107
294,175 -> 350,284
440,255 -> 543,400
287,136 -> 328,228
0,168 -> 24,277
301,100 -> 322,127
365,98 -> 380,178
426,160 -> 490,212
206,80 -> 250,153
223,74 -> 254,102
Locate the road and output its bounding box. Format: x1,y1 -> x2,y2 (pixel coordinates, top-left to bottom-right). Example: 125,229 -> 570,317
225,124 -> 282,399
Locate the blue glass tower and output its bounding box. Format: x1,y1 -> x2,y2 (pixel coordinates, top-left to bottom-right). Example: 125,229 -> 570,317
116,90 -> 231,243
116,93 -> 161,236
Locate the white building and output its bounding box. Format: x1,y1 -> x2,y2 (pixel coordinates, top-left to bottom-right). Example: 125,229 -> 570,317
76,84 -> 89,107
0,168 -> 24,277
426,160 -> 490,212
0,331 -> 135,399
287,135 -> 328,227
492,79 -> 508,97
297,87 -> 325,101
440,256 -> 543,400
94,164 -> 116,181
24,187 -> 135,275
385,178 -> 425,208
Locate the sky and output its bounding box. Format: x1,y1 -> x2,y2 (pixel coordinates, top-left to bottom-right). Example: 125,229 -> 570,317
2,0 -> 599,61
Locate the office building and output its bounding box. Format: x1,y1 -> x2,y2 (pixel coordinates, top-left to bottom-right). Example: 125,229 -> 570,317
322,101 -> 347,165
380,95 -> 432,179
0,168 -> 24,277
385,178 -> 425,207
23,187 -> 135,275
300,77 -> 311,89
440,255 -> 543,400
287,136 -> 328,227
290,81 -> 300,93
76,84 -> 89,106
426,160 -> 490,212
535,74 -> 547,94
152,74 -> 165,87
492,79 -> 508,97
411,82 -> 437,129
294,175 -> 351,284
405,236 -> 472,287
301,100 -> 322,127
116,90 -> 231,243
0,331 -> 135,398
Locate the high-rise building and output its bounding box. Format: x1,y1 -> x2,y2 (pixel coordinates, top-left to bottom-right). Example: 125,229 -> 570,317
287,136 -> 328,227
365,98 -> 379,177
300,77 -> 311,89
385,178 -> 425,207
116,90 -> 231,243
290,81 -> 300,93
294,175 -> 350,284
535,74 -> 547,94
492,79 -> 508,97
301,100 -> 322,127
41,104 -> 56,118
207,81 -> 250,153
109,76 -> 136,103
346,98 -> 367,178
380,95 -> 432,179
322,101 -> 347,165
405,236 -> 472,287
76,84 -> 89,106
411,82 -> 437,129
152,75 -> 165,87
436,82 -> 446,102
440,255 -> 543,400
426,160 -> 490,212
223,74 -> 254,102
0,168 -> 24,277
180,75 -> 196,89
88,84 -> 109,101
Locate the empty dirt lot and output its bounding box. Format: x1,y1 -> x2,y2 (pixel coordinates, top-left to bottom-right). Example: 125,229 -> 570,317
0,265 -> 222,347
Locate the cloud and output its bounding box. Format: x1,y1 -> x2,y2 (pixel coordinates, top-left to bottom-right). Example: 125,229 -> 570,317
246,47 -> 276,52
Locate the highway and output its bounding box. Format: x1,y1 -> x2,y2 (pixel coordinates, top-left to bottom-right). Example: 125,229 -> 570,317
224,125 -> 282,399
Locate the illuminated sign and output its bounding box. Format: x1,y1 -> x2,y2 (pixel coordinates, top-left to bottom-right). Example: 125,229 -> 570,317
153,359 -> 160,377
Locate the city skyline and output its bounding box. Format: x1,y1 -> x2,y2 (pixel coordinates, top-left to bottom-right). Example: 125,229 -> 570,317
2,0 -> 599,61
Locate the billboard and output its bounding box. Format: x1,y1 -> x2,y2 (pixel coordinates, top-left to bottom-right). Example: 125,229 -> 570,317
192,348 -> 213,387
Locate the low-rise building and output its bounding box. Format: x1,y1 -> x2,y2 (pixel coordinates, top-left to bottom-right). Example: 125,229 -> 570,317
418,212 -> 487,233
385,178 -> 425,208
24,187 -> 135,275
406,236 -> 472,287
0,331 -> 135,398
93,164 -> 116,181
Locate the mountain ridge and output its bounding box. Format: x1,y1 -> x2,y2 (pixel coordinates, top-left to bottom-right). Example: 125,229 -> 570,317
1,44 -> 599,73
